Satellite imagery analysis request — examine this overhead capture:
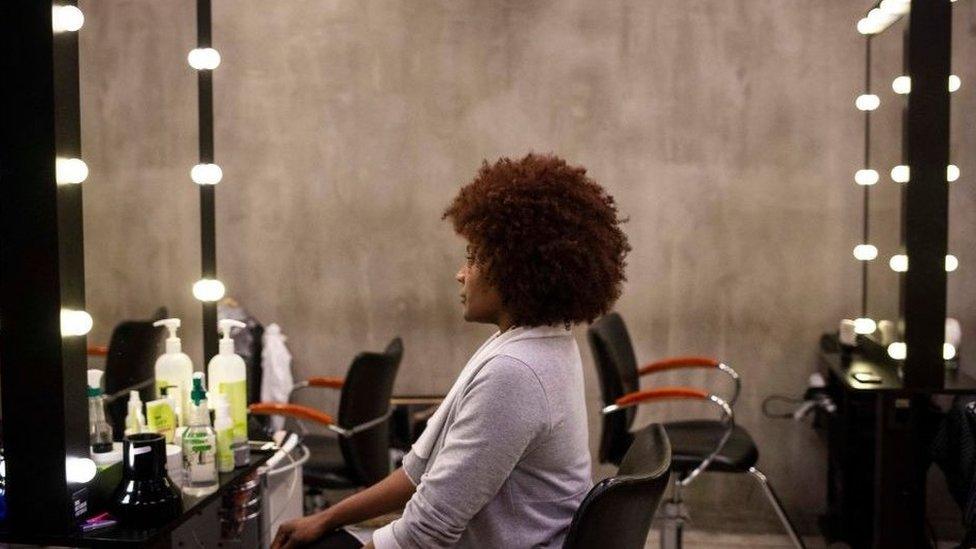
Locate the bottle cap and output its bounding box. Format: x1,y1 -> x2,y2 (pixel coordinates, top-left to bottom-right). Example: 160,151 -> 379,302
153,318 -> 183,353
217,319 -> 246,355
87,369 -> 104,397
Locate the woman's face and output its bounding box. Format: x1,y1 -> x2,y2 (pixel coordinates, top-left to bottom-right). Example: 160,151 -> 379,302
456,245 -> 506,327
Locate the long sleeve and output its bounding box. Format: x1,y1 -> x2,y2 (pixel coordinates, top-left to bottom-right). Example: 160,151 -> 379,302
373,355 -> 551,548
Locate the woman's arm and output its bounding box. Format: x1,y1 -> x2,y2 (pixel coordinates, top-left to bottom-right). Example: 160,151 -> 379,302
271,467 -> 416,549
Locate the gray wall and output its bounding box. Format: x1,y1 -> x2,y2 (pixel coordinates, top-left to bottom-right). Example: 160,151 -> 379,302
79,0 -> 976,535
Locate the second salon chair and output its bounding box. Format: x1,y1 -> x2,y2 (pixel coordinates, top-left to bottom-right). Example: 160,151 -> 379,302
250,338 -> 403,509
588,312 -> 804,549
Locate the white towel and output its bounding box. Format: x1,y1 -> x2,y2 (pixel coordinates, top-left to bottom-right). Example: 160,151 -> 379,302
261,323 -> 294,431
412,325 -> 570,460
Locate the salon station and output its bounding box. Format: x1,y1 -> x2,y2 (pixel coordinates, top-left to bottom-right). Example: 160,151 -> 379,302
1,1 -> 975,548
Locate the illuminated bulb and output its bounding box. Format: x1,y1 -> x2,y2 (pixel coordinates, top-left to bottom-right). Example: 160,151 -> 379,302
190,163 -> 223,185
889,254 -> 908,273
892,76 -> 911,95
52,5 -> 85,33
888,342 -> 907,360
891,165 -> 910,183
187,48 -> 221,70
55,157 -> 89,185
854,318 -> 877,335
947,164 -> 960,183
949,75 -> 961,93
65,456 -> 97,484
60,309 -> 93,337
946,255 -> 959,272
944,343 -> 957,361
855,169 -> 879,186
855,94 -> 880,111
853,244 -> 878,261
192,278 -> 226,302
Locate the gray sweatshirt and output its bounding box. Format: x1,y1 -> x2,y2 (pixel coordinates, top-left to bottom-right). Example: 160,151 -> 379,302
372,331 -> 592,548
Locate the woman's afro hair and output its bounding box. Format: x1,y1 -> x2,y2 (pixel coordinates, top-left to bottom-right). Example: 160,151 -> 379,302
443,153 -> 630,327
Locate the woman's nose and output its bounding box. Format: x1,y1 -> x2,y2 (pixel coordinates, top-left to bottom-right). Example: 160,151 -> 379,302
456,267 -> 465,283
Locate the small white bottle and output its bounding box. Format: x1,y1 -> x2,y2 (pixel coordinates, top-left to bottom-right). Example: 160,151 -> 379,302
124,390 -> 146,436
182,372 -> 218,497
212,394 -> 235,473
153,318 -> 194,424
208,319 -> 249,464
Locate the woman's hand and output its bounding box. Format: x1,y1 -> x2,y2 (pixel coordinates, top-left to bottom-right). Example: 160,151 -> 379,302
271,512 -> 330,549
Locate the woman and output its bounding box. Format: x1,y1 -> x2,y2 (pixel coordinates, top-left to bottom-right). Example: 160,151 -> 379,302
273,153 -> 630,549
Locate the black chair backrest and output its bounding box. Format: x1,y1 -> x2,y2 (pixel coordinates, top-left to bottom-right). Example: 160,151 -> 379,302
563,424 -> 672,549
104,318 -> 167,435
587,312 -> 641,464
337,338 -> 403,486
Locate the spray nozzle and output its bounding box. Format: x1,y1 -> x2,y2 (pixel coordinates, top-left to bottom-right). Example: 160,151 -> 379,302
153,318 -> 183,353
87,369 -> 104,397
217,319 -> 246,355
190,372 -> 207,406
127,390 -> 142,407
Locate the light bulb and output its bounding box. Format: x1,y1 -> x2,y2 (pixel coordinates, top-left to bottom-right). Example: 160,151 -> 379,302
892,76 -> 911,95
65,456 -> 97,484
855,169 -> 879,186
891,165 -> 910,183
946,255 -> 959,272
949,75 -> 961,93
52,5 -> 84,33
944,343 -> 957,361
193,278 -> 226,302
947,164 -> 960,183
60,309 -> 93,337
187,48 -> 221,70
191,163 -> 223,185
888,342 -> 907,360
889,254 -> 908,272
853,244 -> 878,261
55,157 -> 89,185
854,318 -> 877,335
855,94 -> 880,111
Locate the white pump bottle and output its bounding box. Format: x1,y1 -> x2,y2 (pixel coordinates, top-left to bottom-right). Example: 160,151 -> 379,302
153,318 -> 194,426
207,319 -> 248,446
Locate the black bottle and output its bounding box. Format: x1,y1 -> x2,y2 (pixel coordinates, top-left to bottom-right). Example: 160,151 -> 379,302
110,433 -> 182,528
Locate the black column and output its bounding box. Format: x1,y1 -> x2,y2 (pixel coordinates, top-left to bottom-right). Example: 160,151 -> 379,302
197,0 -> 219,363
0,1 -> 89,535
902,0 -> 950,389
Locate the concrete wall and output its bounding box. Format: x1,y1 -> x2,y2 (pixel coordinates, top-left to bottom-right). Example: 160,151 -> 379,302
79,0 -> 976,535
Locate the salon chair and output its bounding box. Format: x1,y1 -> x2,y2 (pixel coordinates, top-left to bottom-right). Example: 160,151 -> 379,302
563,423 -> 672,549
88,308 -> 168,435
250,338 -> 403,507
588,312 -> 804,549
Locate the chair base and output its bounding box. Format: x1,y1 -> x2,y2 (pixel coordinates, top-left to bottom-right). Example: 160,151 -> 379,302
657,468 -> 806,549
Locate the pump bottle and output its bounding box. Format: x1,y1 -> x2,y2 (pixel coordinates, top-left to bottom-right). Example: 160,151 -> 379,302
207,319 -> 249,464
182,372 -> 218,497
87,370 -> 114,454
124,390 -> 147,436
153,318 -> 194,425
212,394 -> 235,473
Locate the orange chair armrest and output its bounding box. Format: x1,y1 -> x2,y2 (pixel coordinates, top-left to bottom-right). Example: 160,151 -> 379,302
615,387 -> 710,407
87,345 -> 109,357
248,402 -> 335,426
638,356 -> 721,376
307,376 -> 344,389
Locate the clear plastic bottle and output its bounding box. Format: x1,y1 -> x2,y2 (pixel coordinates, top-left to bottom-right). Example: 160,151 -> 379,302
87,370 -> 114,454
181,373 -> 218,497
212,394 -> 235,473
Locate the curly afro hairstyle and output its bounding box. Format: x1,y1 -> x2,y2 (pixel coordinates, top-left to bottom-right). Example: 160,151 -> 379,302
443,153 -> 630,327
